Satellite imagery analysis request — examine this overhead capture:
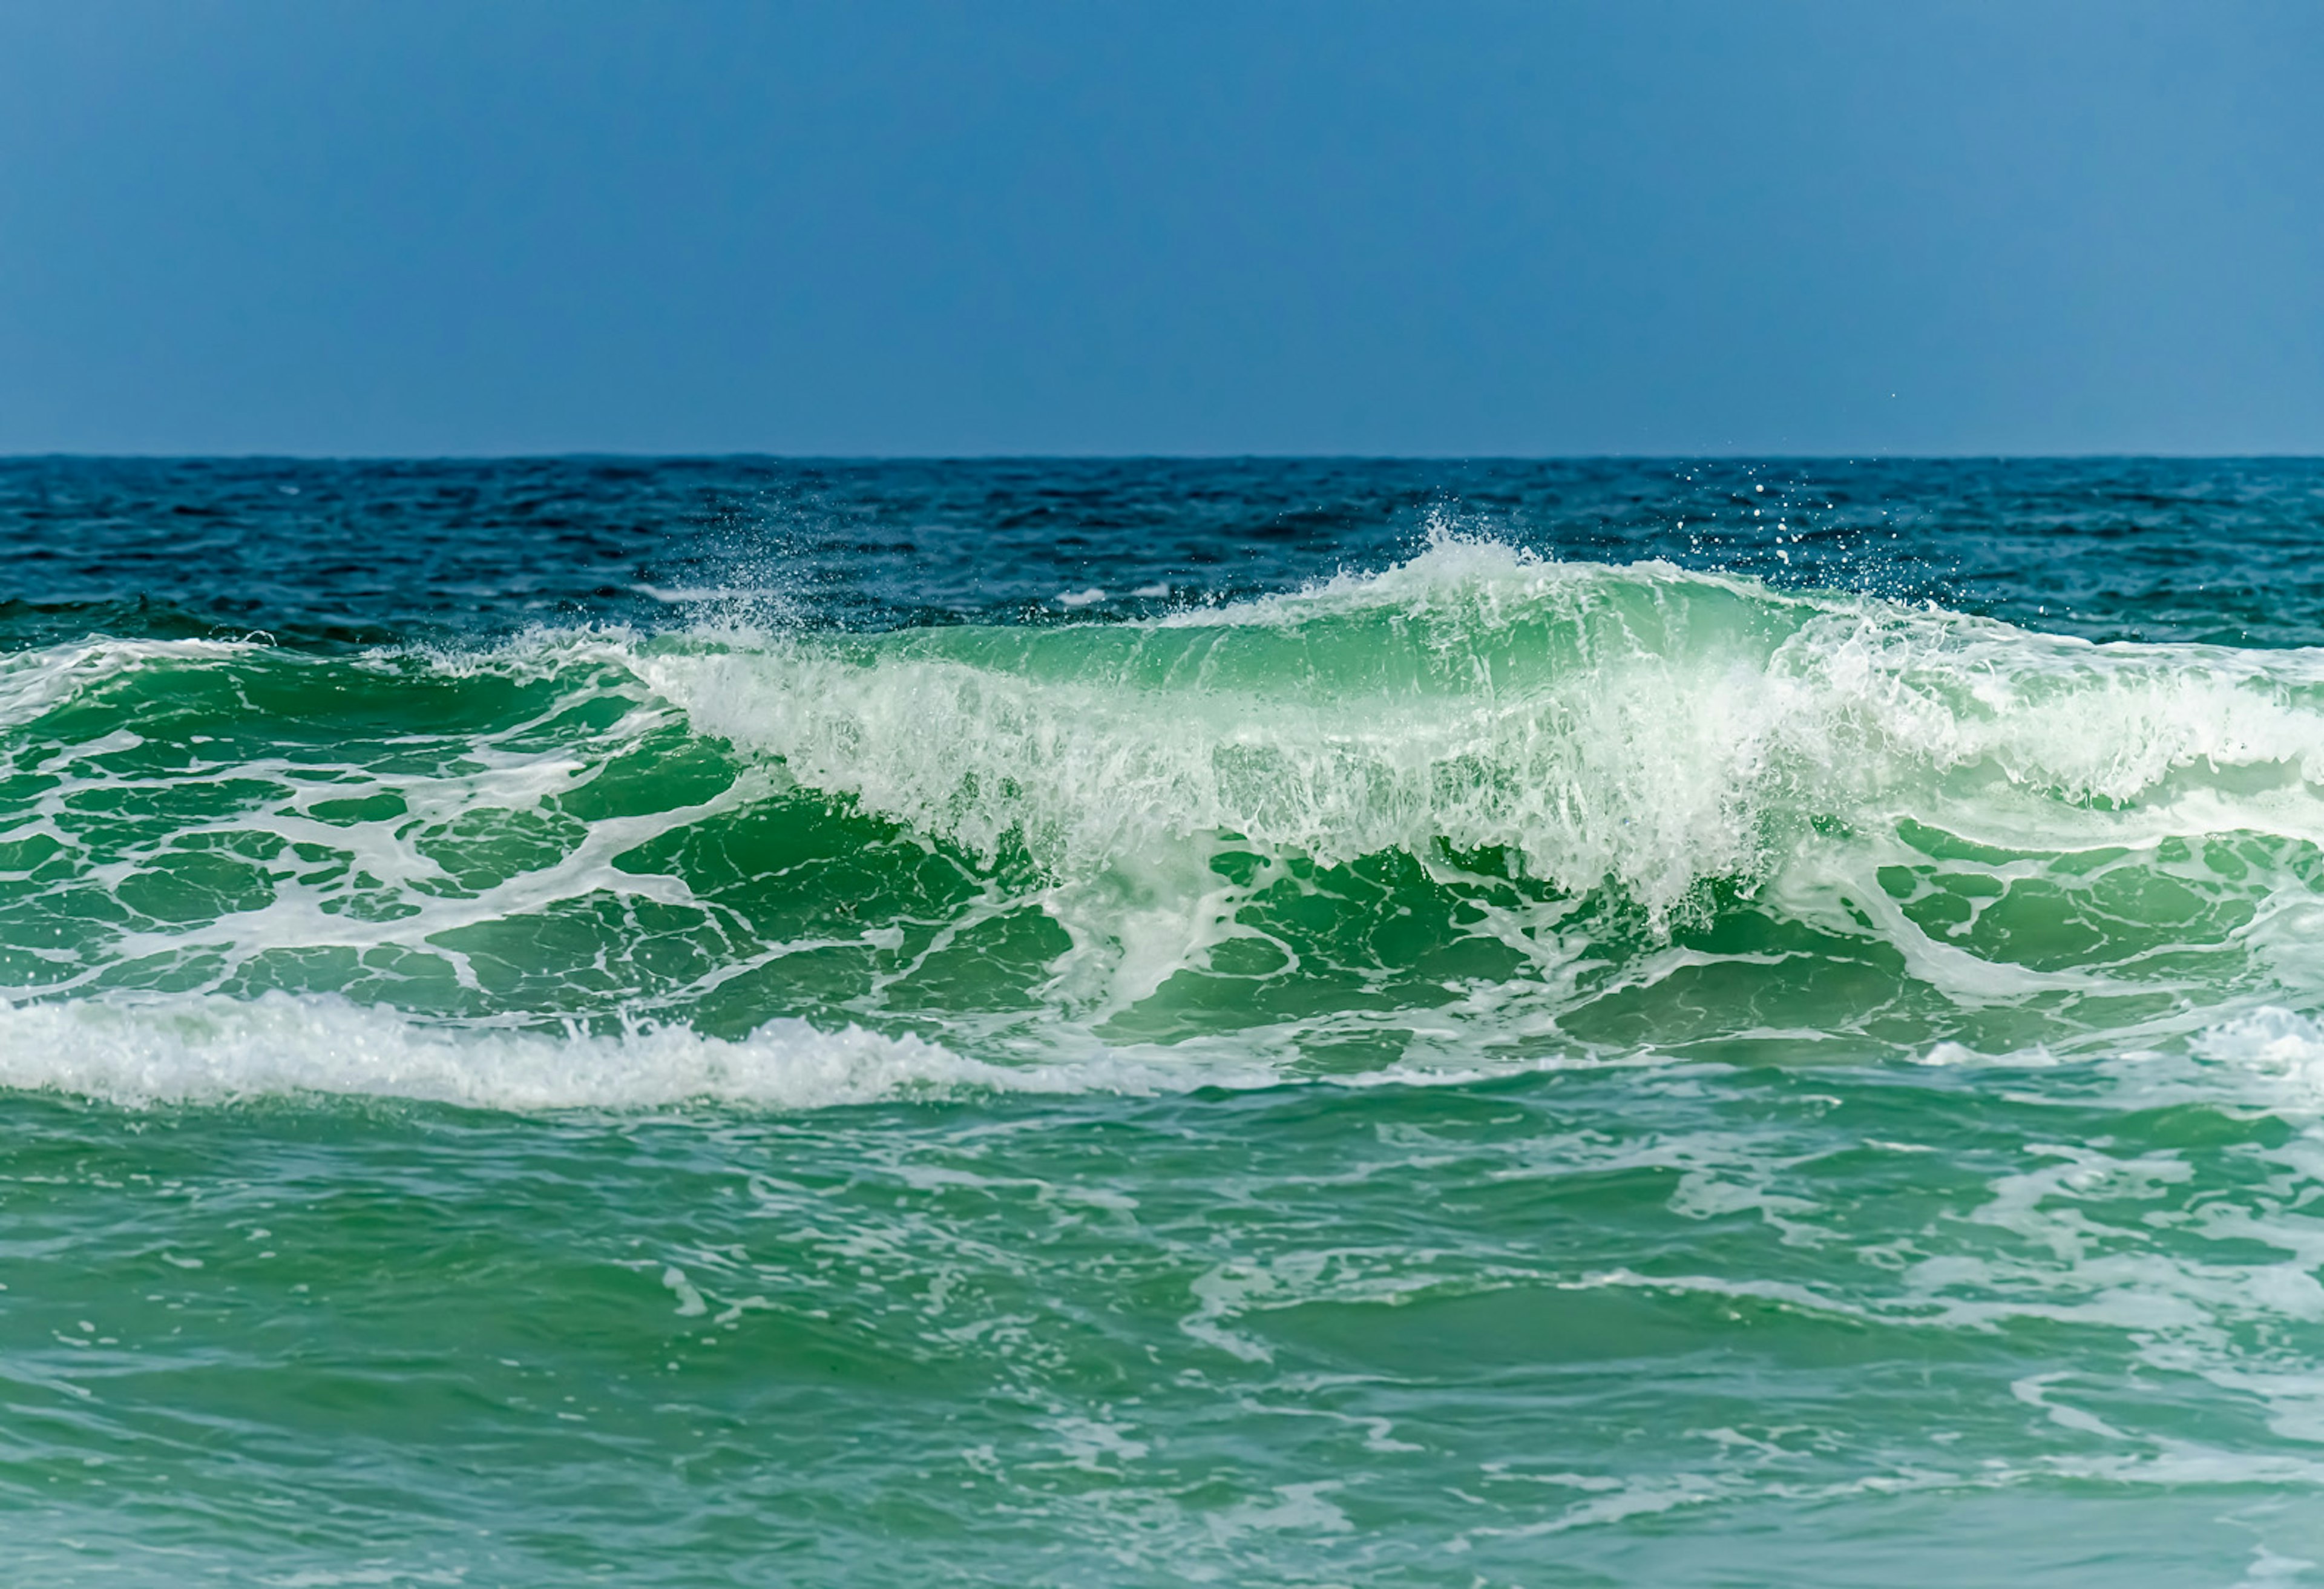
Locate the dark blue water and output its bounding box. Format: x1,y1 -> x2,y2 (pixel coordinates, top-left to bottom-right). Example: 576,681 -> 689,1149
7,456 -> 2320,645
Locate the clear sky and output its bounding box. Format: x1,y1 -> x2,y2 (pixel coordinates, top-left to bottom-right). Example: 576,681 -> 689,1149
2,1 -> 2319,456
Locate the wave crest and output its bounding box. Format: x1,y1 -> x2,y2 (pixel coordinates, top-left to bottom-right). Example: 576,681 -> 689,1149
653,538 -> 2324,922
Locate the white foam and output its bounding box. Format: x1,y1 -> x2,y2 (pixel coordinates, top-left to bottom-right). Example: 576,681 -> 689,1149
645,536 -> 2324,936
0,992 -> 1199,1111
0,636 -> 260,729
2185,1006 -> 2324,1116
649,570 -> 1784,919
0,988 -> 1639,1112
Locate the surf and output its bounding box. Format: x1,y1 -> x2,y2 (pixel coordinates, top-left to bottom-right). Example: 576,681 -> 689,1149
10,533 -> 2324,1096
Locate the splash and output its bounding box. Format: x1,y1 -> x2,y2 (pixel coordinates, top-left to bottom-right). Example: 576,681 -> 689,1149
12,538 -> 2324,1091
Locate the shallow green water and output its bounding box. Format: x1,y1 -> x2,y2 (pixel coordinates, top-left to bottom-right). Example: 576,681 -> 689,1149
14,1057 -> 2324,1585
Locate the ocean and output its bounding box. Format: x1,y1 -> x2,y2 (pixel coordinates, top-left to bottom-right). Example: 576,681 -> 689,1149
5,455 -> 2324,1585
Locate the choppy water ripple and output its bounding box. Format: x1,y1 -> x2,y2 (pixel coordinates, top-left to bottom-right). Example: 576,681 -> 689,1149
5,458 -> 2324,1584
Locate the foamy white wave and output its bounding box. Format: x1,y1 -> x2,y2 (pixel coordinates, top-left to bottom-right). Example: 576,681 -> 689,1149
28,545 -> 2324,932
0,636 -> 260,728
2191,1007 -> 2324,1105
0,990 -> 1633,1112
643,536 -> 2324,928
28,541 -> 2324,1032
1911,1004 -> 2324,1119
0,993 -> 1198,1111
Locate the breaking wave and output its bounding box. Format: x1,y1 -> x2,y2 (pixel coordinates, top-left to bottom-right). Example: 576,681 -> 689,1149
13,534 -> 2324,1100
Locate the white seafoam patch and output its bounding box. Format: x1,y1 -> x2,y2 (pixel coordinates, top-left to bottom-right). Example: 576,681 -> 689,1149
0,636 -> 263,729
0,990 -> 1236,1111
0,987 -> 1651,1112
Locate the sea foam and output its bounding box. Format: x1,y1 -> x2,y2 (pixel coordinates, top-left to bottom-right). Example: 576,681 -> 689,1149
0,992 -> 1194,1111
649,536 -> 2324,921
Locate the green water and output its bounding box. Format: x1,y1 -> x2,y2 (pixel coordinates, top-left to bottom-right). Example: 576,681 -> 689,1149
13,535 -> 2324,1583
13,1061 -> 2324,1584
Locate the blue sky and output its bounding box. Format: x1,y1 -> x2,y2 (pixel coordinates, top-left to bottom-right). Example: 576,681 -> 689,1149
2,1 -> 2319,455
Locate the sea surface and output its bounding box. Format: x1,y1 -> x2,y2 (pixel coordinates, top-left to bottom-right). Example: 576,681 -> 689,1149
5,456 -> 2324,1586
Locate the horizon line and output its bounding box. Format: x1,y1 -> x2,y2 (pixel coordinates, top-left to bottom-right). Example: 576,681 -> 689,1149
5,450 -> 2322,466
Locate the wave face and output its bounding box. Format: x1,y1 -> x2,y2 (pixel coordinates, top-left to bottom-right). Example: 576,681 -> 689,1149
12,458 -> 2324,1587
12,531 -> 2324,1096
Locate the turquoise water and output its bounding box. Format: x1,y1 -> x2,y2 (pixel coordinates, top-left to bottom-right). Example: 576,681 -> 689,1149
7,458 -> 2324,1585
